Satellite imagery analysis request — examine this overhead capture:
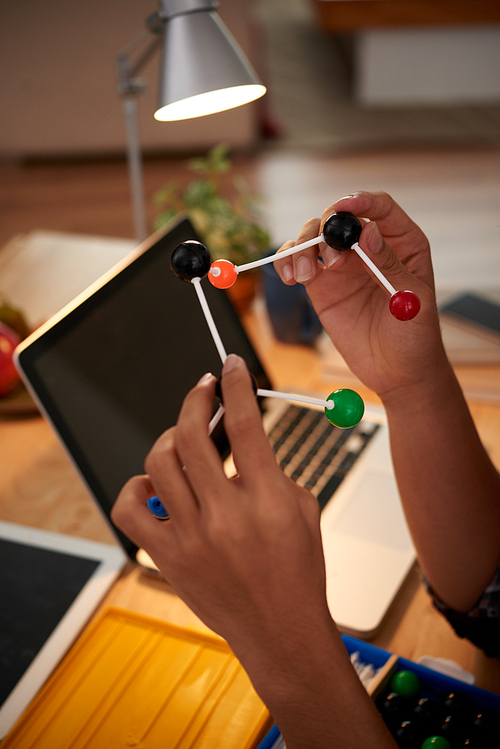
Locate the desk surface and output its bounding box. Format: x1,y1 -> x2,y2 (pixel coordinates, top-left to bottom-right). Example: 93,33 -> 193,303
1,297 -> 500,707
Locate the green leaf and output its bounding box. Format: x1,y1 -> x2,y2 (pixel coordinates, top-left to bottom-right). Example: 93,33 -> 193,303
152,208 -> 177,232
151,143 -> 270,263
152,183 -> 178,206
188,143 -> 231,176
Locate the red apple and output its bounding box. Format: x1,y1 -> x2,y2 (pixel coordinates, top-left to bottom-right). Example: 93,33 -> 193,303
0,322 -> 21,396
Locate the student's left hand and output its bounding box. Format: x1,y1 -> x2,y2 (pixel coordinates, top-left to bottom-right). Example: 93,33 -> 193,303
272,191 -> 446,404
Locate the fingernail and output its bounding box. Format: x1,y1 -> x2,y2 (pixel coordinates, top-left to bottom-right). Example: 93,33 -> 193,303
281,263 -> 294,282
366,222 -> 383,253
295,256 -> 313,282
335,194 -> 354,202
322,245 -> 342,268
197,372 -> 214,385
223,354 -> 243,374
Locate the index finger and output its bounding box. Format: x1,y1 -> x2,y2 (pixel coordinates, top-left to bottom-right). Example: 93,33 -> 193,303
173,373 -> 228,499
323,191 -> 420,242
273,218 -> 341,286
220,355 -> 277,481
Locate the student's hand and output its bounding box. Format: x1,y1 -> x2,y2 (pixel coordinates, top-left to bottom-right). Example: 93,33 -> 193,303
112,355 -> 333,688
273,191 -> 448,404
113,356 -> 400,749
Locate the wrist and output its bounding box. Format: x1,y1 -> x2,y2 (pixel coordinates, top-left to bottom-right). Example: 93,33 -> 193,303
380,351 -> 459,419
236,615 -> 396,749
227,604 -> 340,702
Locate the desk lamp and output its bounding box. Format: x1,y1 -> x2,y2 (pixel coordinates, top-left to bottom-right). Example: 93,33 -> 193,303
117,0 -> 266,241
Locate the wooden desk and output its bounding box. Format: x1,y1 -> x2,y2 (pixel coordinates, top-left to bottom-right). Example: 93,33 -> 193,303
1,296 -> 500,713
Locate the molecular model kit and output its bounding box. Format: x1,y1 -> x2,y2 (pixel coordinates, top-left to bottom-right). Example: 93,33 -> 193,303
170,211 -> 420,430
147,212 -> 421,519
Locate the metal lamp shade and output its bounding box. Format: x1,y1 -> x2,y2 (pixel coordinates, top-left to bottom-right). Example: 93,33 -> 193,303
154,10 -> 266,121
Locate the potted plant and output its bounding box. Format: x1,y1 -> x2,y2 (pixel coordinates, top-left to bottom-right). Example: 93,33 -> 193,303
152,144 -> 271,313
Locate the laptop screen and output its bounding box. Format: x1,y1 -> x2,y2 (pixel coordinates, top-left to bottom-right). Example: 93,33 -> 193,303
16,217 -> 272,559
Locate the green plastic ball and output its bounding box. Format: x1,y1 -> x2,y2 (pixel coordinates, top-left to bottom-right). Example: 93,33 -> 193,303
390,669 -> 420,698
421,737 -> 451,749
324,388 -> 365,429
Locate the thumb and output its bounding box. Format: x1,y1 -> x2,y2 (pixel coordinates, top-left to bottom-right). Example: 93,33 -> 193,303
359,221 -> 416,291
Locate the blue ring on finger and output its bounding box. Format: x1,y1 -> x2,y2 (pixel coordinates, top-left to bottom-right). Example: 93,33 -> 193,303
147,496 -> 170,520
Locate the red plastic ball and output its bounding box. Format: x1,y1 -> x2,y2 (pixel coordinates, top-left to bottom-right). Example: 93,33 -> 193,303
389,290 -> 421,321
208,259 -> 238,289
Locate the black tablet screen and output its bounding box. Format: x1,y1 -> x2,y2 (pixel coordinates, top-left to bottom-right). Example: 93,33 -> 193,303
0,538 -> 99,704
17,219 -> 271,558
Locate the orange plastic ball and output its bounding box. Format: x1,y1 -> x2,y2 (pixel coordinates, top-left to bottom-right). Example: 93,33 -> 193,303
208,259 -> 238,289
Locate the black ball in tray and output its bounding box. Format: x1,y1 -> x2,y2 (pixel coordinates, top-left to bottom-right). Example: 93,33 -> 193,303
376,675 -> 500,749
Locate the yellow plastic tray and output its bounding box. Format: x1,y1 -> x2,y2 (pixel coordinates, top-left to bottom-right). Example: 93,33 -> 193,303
4,607 -> 270,749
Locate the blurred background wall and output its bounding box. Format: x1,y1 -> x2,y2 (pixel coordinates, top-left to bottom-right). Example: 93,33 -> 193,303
0,0 -> 262,158
2,0 -> 500,159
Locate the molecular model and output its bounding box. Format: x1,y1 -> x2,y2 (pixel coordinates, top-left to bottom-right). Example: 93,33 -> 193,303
147,213 -> 420,519
207,212 -> 421,322
170,212 -> 421,435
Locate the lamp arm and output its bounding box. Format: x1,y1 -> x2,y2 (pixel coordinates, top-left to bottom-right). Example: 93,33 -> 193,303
115,23 -> 164,242
116,36 -> 162,96
121,97 -> 148,242
116,32 -> 161,242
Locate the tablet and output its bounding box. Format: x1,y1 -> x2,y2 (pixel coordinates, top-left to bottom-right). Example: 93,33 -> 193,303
14,216 -> 271,562
0,520 -> 126,739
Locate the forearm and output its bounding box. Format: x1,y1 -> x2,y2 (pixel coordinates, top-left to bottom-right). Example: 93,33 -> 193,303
280,190 -> 500,616
233,615 -> 397,749
383,357 -> 500,612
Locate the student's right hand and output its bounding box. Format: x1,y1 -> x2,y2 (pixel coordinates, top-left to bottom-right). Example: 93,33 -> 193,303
273,191 -> 450,407
112,355 -> 399,749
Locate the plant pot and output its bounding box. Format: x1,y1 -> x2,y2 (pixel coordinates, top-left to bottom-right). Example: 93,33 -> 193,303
261,258 -> 322,346
226,271 -> 260,315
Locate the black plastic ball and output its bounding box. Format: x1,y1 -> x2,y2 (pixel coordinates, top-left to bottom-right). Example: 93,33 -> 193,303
470,710 -> 499,741
441,692 -> 471,716
323,212 -> 362,251
393,720 -> 419,749
413,696 -> 439,724
437,714 -> 465,742
378,692 -> 407,727
171,241 -> 212,281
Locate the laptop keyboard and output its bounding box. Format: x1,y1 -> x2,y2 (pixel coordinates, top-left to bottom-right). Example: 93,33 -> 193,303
267,405 -> 380,511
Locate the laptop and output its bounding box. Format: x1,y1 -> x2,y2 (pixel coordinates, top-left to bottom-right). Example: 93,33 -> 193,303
14,215 -> 415,639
